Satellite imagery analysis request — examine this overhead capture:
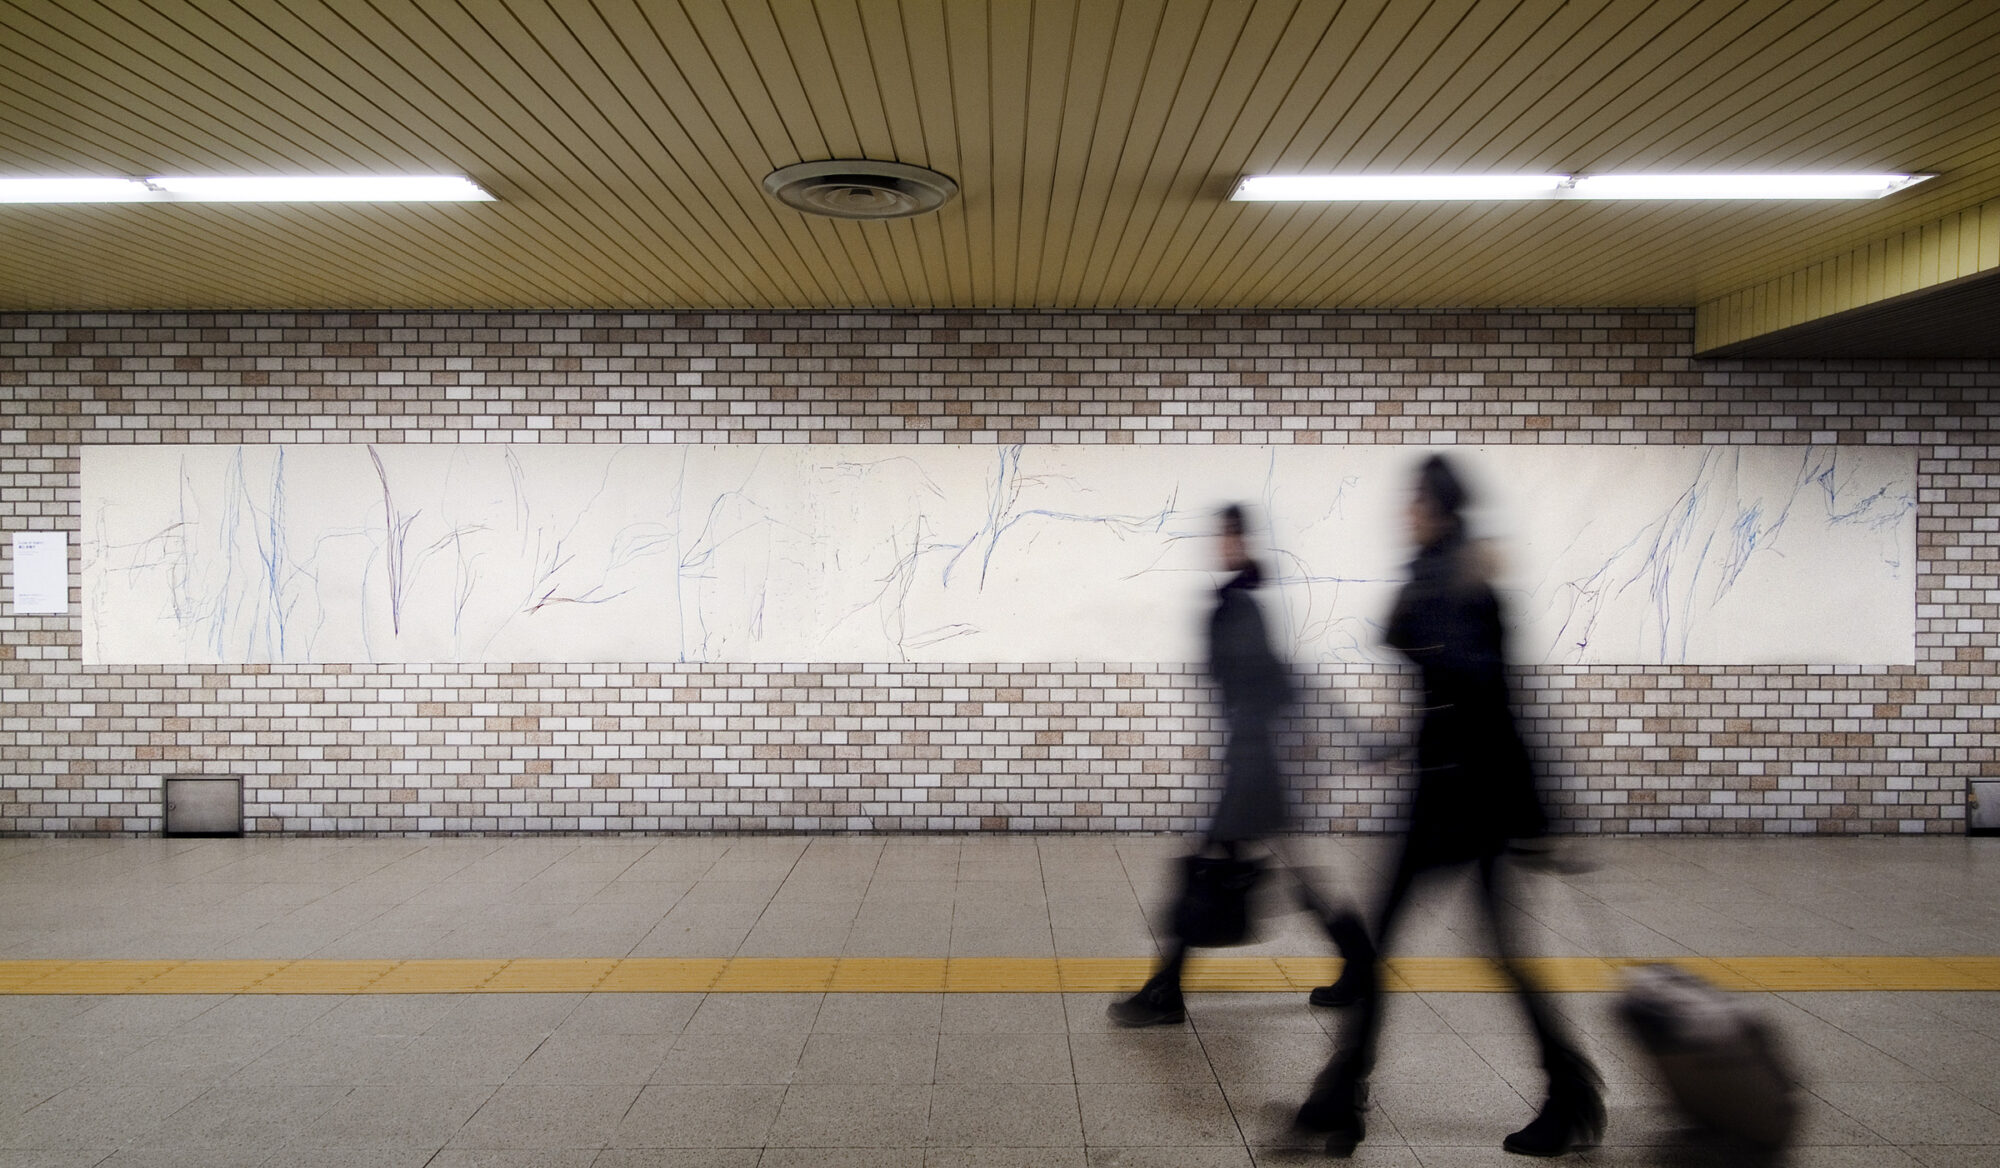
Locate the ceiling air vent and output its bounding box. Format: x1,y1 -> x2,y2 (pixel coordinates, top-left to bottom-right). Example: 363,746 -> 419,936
761,160 -> 957,220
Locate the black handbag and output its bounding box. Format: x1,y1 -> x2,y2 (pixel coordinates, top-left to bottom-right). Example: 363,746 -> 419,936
1171,853 -> 1266,947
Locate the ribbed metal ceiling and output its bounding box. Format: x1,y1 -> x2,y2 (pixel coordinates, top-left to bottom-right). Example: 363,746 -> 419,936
2,0 -> 1996,313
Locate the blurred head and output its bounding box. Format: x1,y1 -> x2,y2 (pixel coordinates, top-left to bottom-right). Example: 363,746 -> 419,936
1217,503 -> 1251,571
1408,454 -> 1468,548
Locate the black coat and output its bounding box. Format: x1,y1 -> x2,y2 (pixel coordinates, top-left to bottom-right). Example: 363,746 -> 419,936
1206,563 -> 1295,843
1386,533 -> 1546,865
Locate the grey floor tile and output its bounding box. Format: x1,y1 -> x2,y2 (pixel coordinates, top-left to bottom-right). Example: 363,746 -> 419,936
1371,1033 -> 1511,1089
1055,926 -> 1164,957
627,924 -> 752,956
96,1148 -> 271,1168
1093,1150 -> 1258,1168
679,879 -> 787,906
948,928 -> 1057,956
1780,991 -> 1957,1032
1812,1081 -> 2000,1145
766,1083 -> 933,1147
927,1083 -> 1083,1147
91,1031 -> 284,1085
814,992 -> 943,1033
367,1031 -> 548,1085
935,1033 -> 1074,1083
591,1151 -> 759,1168
294,1083 -> 495,1149
432,994 -> 582,1035
447,1084 -> 642,1150
1771,1091 -> 1901,1148
762,1150 -> 925,1168
1792,1026 -> 1935,1084
299,994 -> 459,1038
1906,1147 -> 2000,1167
1217,1080 -> 1359,1150
55,996 -> 219,1035
1784,1151 -> 1928,1167
0,1031 -> 150,1092
611,1084 -> 785,1148
942,993 -> 1070,1034
168,994 -> 341,1036
0,997 -> 97,1035
509,1032 -> 671,1084
1186,994 -> 1324,1034
735,926 -> 854,956
0,1152 -> 117,1168
681,992 -> 823,1034
1070,1032 -> 1217,1083
1067,994 -> 1182,1034
266,1148 -> 440,1168
1370,1081 -> 1535,1150
864,880 -> 959,906
1078,1080 -> 1244,1147
233,1032 -> 414,1086
1199,1032 -> 1336,1085
794,1032 -> 939,1084
136,1083 -> 356,1152
555,993 -> 701,1036
652,1030 -> 807,1084
1248,1147 -> 1420,1167
843,923 -> 957,956
931,1149 -> 1090,1168
5,1081 -> 208,1149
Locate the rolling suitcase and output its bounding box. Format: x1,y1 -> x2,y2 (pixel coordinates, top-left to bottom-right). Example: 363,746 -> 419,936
1617,962 -> 1801,1150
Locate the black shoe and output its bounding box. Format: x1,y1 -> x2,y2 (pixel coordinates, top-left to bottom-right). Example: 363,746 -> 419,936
1309,927 -> 1373,1009
1503,1054 -> 1605,1156
1107,982 -> 1185,1027
1302,901 -> 1374,1009
1308,976 -> 1364,1008
1294,1061 -> 1368,1157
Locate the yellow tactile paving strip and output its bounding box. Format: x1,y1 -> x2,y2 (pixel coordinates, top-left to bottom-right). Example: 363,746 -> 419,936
1,955 -> 1997,995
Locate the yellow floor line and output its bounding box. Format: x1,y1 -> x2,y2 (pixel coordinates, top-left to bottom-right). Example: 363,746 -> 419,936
0,955 -> 1995,995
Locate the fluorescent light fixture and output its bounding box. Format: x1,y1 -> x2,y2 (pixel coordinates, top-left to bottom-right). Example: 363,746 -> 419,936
1568,173 -> 1930,199
1231,172 -> 1933,202
0,174 -> 492,204
146,174 -> 492,201
1232,174 -> 1570,201
0,178 -> 152,203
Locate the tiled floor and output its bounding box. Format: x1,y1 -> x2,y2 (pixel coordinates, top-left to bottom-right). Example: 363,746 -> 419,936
1,833 -> 1997,1166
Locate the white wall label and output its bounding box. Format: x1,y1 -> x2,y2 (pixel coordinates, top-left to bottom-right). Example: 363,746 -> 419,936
11,531 -> 68,615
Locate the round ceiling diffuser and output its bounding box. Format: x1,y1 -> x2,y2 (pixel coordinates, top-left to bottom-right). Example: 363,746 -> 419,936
761,160 -> 957,220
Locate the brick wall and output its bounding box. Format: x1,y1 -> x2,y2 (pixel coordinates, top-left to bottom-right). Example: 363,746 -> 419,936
2,309 -> 1994,835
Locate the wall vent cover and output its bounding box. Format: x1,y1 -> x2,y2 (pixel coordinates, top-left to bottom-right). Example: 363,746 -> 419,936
762,160 -> 957,220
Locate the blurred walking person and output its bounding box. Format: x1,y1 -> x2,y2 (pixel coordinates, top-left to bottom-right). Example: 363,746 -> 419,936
1296,454 -> 1604,1157
1109,503 -> 1318,1026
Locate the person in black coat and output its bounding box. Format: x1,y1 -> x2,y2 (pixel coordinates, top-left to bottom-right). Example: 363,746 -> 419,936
1108,503 -> 1295,1026
1296,455 -> 1604,1158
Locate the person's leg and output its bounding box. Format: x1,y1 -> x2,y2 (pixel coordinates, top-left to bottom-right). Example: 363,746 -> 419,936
1108,937 -> 1189,1026
1108,846 -> 1216,1029
1473,852 -> 1567,1052
1343,846 -> 1421,1076
1473,852 -> 1604,1156
1295,846 -> 1423,1154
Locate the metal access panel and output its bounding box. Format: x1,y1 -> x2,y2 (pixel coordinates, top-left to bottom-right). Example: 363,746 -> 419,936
1972,779 -> 2000,836
164,777 -> 243,837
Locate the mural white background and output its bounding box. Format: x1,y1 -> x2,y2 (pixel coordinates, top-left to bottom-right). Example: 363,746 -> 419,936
80,444 -> 1916,666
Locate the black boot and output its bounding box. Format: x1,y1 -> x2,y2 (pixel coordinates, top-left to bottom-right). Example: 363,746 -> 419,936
1294,1057 -> 1368,1157
1503,1050 -> 1605,1157
1107,973 -> 1185,1027
1308,909 -> 1374,1008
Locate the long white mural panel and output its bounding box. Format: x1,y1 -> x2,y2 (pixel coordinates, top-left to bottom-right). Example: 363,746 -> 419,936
80,444 -> 1916,666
